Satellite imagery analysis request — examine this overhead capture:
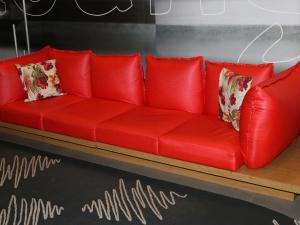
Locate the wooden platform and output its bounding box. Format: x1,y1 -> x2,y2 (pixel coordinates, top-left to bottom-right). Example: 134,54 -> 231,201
0,121 -> 300,201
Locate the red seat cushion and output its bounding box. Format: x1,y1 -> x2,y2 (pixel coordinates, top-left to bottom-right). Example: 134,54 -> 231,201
159,116 -> 244,171
205,61 -> 274,115
145,55 -> 204,113
0,95 -> 83,130
91,54 -> 145,105
96,107 -> 195,154
0,46 -> 50,105
43,98 -> 136,141
49,48 -> 92,98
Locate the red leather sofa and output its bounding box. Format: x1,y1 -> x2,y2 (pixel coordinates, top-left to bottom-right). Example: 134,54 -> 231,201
0,46 -> 299,171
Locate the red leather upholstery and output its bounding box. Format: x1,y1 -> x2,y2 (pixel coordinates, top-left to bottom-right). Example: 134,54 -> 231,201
205,61 -> 274,115
0,46 -> 50,105
43,98 -> 136,141
49,48 -> 92,98
96,107 -> 195,154
145,55 -> 204,113
240,63 -> 300,168
159,116 -> 243,171
1,47 -> 299,171
0,95 -> 83,130
91,54 -> 145,105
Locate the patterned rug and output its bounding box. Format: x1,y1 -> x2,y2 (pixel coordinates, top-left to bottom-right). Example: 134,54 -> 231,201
0,141 -> 297,225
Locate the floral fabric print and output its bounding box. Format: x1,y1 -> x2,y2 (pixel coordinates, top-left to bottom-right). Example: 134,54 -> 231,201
16,59 -> 64,102
218,68 -> 253,131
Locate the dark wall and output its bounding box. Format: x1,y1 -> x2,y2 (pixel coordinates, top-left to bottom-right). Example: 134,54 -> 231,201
0,0 -> 154,23
0,0 -> 155,56
25,21 -> 156,54
1,0 -> 300,72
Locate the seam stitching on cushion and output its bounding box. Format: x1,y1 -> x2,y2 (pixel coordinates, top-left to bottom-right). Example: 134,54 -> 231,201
245,89 -> 257,165
157,116 -> 196,155
0,47 -> 49,64
207,60 -> 273,68
261,64 -> 298,88
138,55 -> 146,105
147,55 -> 202,61
49,48 -> 92,55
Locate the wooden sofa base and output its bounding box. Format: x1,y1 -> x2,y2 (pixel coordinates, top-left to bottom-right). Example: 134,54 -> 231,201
0,121 -> 299,201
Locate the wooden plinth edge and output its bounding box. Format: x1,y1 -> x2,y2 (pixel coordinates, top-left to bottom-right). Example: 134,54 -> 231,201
0,121 -> 299,201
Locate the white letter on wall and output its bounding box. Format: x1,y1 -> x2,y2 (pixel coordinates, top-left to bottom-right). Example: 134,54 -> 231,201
75,0 -> 133,16
150,0 -> 172,16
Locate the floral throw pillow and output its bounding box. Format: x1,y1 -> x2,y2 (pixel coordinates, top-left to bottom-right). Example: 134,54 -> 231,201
218,68 -> 253,131
16,59 -> 64,102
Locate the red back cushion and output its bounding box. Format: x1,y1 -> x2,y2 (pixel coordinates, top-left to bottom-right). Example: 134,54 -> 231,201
205,61 -> 274,115
49,48 -> 92,98
240,63 -> 300,168
91,54 -> 145,105
0,46 -> 50,105
145,55 -> 204,113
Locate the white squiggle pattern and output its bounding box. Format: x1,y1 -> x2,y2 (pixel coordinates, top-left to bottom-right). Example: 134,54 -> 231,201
200,0 -> 226,16
82,178 -> 187,225
13,0 -> 57,17
13,0 -> 133,17
0,155 -> 61,189
150,0 -> 172,16
0,0 -> 7,16
74,0 -> 133,17
0,195 -> 64,225
237,23 -> 300,64
248,0 -> 300,15
273,219 -> 300,225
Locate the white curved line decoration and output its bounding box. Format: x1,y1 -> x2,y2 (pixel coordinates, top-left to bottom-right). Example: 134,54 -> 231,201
200,0 -> 226,16
82,178 -> 188,225
0,0 -> 7,16
273,219 -> 300,225
238,23 -> 280,63
13,0 -> 57,17
0,195 -> 64,225
150,0 -> 172,16
238,23 -> 300,64
0,155 -> 61,189
248,0 -> 300,15
74,0 -> 133,17
14,0 -> 133,17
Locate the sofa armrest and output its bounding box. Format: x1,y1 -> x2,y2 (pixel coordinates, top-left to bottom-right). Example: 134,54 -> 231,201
240,64 -> 300,168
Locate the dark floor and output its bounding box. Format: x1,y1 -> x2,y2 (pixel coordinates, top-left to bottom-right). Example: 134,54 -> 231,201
0,133 -> 299,220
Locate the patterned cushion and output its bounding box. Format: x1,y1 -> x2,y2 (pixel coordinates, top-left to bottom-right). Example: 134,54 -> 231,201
218,68 -> 253,131
16,59 -> 64,102
205,61 -> 273,115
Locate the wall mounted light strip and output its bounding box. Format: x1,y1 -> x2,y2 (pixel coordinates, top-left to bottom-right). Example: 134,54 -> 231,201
12,24 -> 19,58
22,0 -> 31,54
